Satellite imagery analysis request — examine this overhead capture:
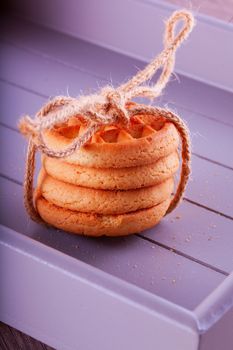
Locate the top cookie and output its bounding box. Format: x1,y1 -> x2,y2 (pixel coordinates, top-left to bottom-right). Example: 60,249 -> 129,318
42,112 -> 179,168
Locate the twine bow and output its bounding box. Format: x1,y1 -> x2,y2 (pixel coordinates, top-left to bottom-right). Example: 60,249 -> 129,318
19,10 -> 195,223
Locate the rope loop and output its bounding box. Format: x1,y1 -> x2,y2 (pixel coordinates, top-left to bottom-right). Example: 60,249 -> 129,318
19,10 -> 195,223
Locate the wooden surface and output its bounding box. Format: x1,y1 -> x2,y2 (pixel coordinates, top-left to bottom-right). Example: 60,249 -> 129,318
0,13 -> 232,350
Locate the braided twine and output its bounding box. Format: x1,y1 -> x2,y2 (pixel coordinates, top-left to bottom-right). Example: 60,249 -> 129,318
19,10 -> 195,223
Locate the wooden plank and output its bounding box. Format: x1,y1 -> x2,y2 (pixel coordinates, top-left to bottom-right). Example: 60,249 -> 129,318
1,13 -> 232,350
186,155 -> 233,218
0,225 -> 200,350
199,308 -> 233,350
1,124 -> 232,218
0,80 -> 46,129
141,200 -> 233,274
164,103 -> 233,168
0,41 -> 232,169
0,57 -> 233,171
1,80 -> 232,169
0,124 -> 233,273
0,176 -> 225,310
3,0 -> 233,92
0,42 -> 106,98
1,18 -> 233,126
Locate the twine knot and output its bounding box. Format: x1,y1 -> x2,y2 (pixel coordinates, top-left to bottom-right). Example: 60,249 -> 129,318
19,10 -> 195,223
101,86 -> 129,125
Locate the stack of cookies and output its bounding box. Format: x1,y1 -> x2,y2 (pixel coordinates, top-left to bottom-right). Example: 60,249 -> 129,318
35,111 -> 180,236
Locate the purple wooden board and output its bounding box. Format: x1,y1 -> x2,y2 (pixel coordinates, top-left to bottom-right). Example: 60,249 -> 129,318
0,13 -> 233,349
0,175 -> 225,310
1,81 -> 232,170
163,103 -> 233,168
0,42 -> 233,169
142,201 -> 233,274
1,16 -> 233,127
186,156 -> 233,218
1,124 -> 232,217
200,308 -> 233,350
1,124 -> 233,274
0,42 -> 106,98
0,226 -> 199,350
0,80 -> 46,128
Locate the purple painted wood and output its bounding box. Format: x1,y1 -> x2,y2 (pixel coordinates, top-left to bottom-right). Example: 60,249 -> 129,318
0,16 -> 232,279
164,103 -> 233,168
1,124 -> 232,217
0,12 -> 233,350
0,226 -> 199,350
1,80 -> 232,170
1,83 -> 233,176
0,80 -> 46,126
0,176 -> 225,310
199,308 -> 233,350
4,0 -> 233,91
195,273 -> 233,350
0,42 -> 106,98
142,200 -> 233,274
0,80 -> 47,130
1,16 -> 233,126
1,41 -> 233,169
1,124 -> 232,274
0,82 -> 233,271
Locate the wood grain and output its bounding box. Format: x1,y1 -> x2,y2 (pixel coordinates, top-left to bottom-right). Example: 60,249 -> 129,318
0,322 -> 53,350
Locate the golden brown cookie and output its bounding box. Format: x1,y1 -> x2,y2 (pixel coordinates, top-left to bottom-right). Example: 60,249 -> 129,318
36,196 -> 170,236
42,151 -> 179,190
36,168 -> 174,215
41,114 -> 179,168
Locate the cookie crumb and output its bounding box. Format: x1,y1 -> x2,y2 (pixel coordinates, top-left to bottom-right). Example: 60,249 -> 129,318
172,279 -> 176,284
175,215 -> 181,220
185,235 -> 192,243
210,224 -> 216,229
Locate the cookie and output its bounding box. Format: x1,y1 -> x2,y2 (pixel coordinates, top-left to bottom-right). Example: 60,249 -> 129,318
36,196 -> 170,236
42,151 -> 179,190
41,113 -> 179,168
36,168 -> 174,215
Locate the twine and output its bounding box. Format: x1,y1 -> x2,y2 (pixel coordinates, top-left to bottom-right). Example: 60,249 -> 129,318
19,10 -> 194,223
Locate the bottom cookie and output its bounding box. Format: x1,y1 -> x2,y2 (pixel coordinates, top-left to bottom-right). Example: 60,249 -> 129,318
36,196 -> 170,237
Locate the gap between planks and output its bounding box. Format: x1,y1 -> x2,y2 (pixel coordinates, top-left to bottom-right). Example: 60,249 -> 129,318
0,76 -> 232,172
1,36 -> 233,130
137,234 -> 229,277
1,118 -> 233,220
0,172 -> 230,278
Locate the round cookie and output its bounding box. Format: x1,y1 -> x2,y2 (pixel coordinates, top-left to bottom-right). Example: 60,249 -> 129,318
36,196 -> 170,236
42,152 -> 179,190
37,169 -> 174,215
41,114 -> 179,168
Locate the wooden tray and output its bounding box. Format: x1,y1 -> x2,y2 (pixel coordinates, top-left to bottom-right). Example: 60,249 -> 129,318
0,2 -> 233,349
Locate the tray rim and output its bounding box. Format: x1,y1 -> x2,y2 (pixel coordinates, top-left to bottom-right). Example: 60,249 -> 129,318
1,223 -> 233,331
